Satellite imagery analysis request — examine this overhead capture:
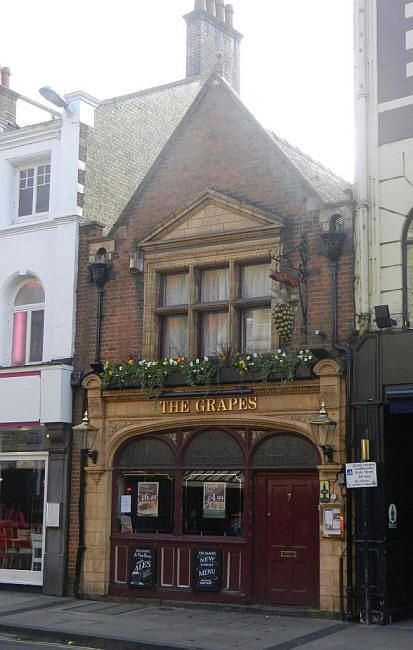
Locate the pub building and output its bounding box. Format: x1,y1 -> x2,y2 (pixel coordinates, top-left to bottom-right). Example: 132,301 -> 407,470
70,2 -> 354,612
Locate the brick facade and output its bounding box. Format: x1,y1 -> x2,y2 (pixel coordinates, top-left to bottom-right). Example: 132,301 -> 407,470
69,76 -> 355,610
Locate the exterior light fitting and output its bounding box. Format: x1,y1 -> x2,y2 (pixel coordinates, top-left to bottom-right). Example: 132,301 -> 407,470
72,411 -> 99,464
39,86 -> 73,117
309,402 -> 337,464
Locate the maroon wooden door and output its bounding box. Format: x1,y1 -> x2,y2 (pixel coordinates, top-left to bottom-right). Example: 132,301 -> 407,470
254,473 -> 319,606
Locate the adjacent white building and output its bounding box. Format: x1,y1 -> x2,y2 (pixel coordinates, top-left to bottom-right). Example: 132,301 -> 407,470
0,68 -> 97,594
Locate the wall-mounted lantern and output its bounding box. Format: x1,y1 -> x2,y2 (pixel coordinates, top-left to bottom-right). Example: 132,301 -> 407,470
310,402 -> 337,463
72,411 -> 99,464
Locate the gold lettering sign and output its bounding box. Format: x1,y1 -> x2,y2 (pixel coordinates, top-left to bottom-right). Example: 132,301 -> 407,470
159,396 -> 257,415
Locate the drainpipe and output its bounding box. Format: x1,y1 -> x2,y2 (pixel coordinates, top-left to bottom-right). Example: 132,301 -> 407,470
321,229 -> 354,618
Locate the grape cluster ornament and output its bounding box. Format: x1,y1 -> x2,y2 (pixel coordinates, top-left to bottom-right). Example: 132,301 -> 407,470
272,288 -> 298,344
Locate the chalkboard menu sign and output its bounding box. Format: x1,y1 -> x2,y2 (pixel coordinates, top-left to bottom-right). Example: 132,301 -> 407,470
193,548 -> 222,592
130,547 -> 156,588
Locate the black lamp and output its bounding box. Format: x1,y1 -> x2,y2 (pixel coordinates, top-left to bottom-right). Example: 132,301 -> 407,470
310,402 -> 337,463
72,411 -> 99,464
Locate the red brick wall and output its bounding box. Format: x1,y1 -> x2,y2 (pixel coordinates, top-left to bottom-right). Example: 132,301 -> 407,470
75,83 -> 354,373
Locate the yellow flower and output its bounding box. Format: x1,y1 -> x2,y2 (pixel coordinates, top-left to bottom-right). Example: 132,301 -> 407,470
108,370 -> 113,376
127,359 -> 134,365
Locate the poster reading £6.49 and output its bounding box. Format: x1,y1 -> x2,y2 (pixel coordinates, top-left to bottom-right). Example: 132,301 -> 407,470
137,482 -> 159,517
203,482 -> 226,519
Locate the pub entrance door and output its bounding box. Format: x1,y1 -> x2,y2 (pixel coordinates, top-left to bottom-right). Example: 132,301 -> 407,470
254,472 -> 319,607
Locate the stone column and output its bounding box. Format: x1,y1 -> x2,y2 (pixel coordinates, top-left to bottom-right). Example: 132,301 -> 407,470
43,422 -> 72,596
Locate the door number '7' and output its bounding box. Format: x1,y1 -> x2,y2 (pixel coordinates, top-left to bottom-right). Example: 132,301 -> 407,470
287,493 -> 292,501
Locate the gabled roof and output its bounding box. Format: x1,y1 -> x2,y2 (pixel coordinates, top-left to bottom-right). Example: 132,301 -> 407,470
269,132 -> 352,205
83,77 -> 203,228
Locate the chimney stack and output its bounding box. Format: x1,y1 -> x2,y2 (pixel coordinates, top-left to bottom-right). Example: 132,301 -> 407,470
215,1 -> 225,21
206,0 -> 216,16
225,4 -> 234,27
185,1 -> 243,94
0,66 -> 17,129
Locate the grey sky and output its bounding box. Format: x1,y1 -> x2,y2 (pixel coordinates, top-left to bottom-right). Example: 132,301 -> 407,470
3,0 -> 354,180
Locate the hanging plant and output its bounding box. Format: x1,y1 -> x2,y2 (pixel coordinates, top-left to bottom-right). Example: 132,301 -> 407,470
272,287 -> 298,344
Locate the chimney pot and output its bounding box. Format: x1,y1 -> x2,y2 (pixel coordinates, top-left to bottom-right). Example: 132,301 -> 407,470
206,0 -> 216,16
225,4 -> 234,27
215,0 -> 225,21
1,67 -> 11,88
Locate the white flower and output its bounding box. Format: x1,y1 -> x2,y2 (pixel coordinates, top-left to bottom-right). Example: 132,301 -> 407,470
196,359 -> 199,364
190,361 -> 193,367
278,349 -> 282,354
119,366 -> 123,371
204,356 -> 208,361
169,358 -> 174,364
253,353 -> 258,358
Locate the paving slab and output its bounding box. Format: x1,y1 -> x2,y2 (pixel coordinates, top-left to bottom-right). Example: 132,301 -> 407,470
0,591 -> 411,650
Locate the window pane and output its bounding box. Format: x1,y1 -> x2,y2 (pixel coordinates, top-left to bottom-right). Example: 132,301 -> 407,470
242,307 -> 271,353
182,471 -> 244,537
118,472 -> 174,534
18,188 -> 34,217
162,273 -> 188,306
12,311 -> 28,365
407,245 -> 413,322
202,311 -> 228,356
201,268 -> 228,302
162,315 -> 188,358
15,281 -> 44,306
241,264 -> 271,298
0,459 -> 45,571
29,310 -> 44,363
35,184 -> 50,213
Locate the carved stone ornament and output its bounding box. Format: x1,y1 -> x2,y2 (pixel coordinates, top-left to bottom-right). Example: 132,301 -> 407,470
251,430 -> 267,443
85,467 -> 105,485
165,432 -> 178,445
110,421 -> 136,436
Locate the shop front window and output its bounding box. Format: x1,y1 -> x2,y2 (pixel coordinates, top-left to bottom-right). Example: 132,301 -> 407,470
0,456 -> 46,573
183,471 -> 244,536
117,473 -> 174,534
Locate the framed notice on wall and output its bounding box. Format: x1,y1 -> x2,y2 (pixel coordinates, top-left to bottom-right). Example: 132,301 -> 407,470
203,482 -> 226,519
137,482 -> 159,517
130,547 -> 156,588
320,505 -> 344,538
193,548 -> 222,592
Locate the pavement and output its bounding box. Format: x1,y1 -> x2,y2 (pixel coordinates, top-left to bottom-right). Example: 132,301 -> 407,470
0,590 -> 412,650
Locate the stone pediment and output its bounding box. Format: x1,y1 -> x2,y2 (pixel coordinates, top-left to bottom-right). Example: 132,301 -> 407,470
138,189 -> 283,248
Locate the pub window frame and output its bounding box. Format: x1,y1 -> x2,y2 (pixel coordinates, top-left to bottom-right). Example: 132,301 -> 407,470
153,259 -> 273,359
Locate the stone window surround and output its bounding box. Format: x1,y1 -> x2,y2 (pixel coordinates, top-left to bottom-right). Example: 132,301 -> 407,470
143,245 -> 278,360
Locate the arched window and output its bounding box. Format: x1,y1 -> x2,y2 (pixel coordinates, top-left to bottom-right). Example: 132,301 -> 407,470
11,279 -> 44,365
404,216 -> 413,325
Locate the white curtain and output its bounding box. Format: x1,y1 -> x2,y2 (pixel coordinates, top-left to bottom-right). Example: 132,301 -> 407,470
163,274 -> 188,306
202,312 -> 228,356
201,268 -> 228,302
242,264 -> 271,298
162,315 -> 188,357
243,308 -> 271,353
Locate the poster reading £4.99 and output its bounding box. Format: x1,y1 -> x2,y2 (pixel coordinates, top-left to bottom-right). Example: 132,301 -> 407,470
203,482 -> 226,519
137,482 -> 159,517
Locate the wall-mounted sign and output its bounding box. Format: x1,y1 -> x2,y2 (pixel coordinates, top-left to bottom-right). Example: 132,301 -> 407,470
320,504 -> 344,538
137,482 -> 159,517
203,482 -> 226,519
319,480 -> 330,503
193,548 -> 222,592
388,503 -> 397,529
345,462 -> 378,488
159,396 -> 257,415
130,547 -> 156,588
